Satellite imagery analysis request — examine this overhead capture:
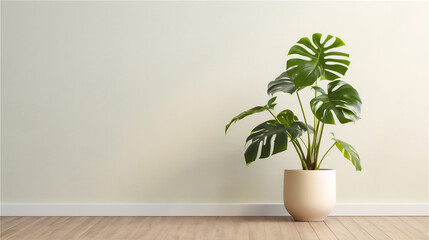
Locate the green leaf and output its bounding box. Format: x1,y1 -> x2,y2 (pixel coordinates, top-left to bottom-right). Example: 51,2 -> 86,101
286,121 -> 307,141
277,109 -> 314,141
277,110 -> 310,139
286,33 -> 350,88
266,96 -> 277,109
307,125 -> 315,134
310,80 -> 361,124
267,71 -> 297,95
277,110 -> 298,127
225,97 -> 277,133
332,135 -> 362,171
245,120 -> 288,165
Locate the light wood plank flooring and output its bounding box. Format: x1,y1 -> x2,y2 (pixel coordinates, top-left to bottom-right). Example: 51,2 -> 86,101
1,216 -> 428,240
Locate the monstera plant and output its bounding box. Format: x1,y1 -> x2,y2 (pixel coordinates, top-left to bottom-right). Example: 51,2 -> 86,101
225,33 -> 361,171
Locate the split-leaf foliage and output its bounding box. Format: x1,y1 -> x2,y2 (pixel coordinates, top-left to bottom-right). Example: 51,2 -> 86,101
226,33 -> 362,171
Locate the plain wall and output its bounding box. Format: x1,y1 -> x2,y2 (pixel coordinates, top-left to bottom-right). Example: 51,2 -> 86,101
1,1 -> 428,204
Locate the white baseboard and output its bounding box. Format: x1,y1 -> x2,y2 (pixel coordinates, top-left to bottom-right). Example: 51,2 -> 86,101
1,203 -> 428,216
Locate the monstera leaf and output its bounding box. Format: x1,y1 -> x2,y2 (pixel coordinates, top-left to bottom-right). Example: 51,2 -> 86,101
286,122 -> 307,141
277,110 -> 308,140
332,134 -> 362,171
245,120 -> 288,165
310,80 -> 361,124
225,97 -> 277,133
267,71 -> 297,95
277,110 -> 298,126
286,33 -> 350,88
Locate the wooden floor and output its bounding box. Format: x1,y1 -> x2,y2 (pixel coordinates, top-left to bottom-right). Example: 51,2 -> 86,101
1,216 -> 428,240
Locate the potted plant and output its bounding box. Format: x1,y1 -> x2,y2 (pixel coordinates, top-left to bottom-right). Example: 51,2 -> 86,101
225,33 -> 362,221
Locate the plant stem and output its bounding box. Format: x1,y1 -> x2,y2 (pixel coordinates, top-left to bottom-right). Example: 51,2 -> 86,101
296,91 -> 311,145
267,108 -> 279,122
312,82 -> 318,168
290,140 -> 307,170
299,137 -> 308,149
300,156 -> 308,170
313,82 -> 317,142
317,142 -> 335,169
315,123 -> 325,161
294,139 -> 305,159
312,120 -> 320,166
267,108 -> 307,169
296,91 -> 312,168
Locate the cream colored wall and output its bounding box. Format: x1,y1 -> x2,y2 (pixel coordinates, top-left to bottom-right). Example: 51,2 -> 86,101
1,1 -> 427,204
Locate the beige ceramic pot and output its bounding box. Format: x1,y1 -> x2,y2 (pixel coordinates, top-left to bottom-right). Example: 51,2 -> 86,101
283,169 -> 336,221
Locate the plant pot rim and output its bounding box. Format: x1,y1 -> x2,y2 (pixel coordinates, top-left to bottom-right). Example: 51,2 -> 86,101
284,169 -> 335,172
